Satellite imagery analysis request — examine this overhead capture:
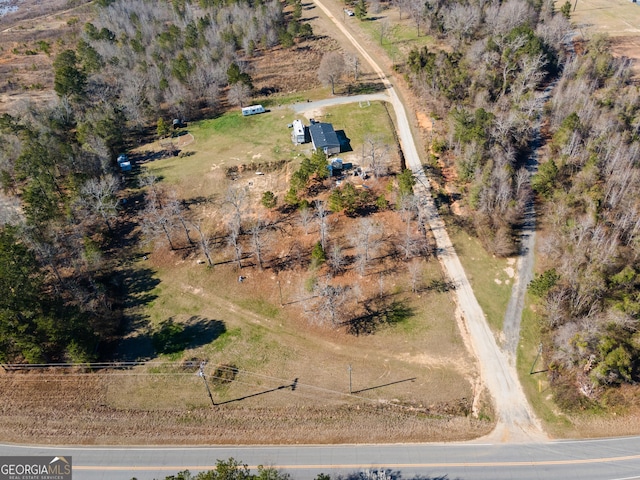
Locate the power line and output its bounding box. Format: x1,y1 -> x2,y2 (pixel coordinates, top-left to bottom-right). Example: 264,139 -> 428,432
1,361 -> 420,412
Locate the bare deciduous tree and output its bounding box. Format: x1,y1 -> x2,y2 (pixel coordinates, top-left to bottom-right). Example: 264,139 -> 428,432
228,216 -> 243,269
315,200 -> 329,250
78,174 -> 120,233
225,185 -> 248,226
376,19 -> 390,46
393,0 -> 412,19
318,51 -> 345,95
398,222 -> 418,260
249,220 -> 269,271
166,191 -> 193,245
442,3 -> 480,43
313,279 -> 348,326
486,0 -> 536,36
141,198 -> 177,250
299,204 -> 314,235
228,82 -> 252,108
409,0 -> 427,36
328,243 -> 347,276
344,53 -> 361,82
192,219 -> 215,267
355,217 -> 381,275
140,173 -> 162,208
363,134 -> 390,179
407,259 -> 423,293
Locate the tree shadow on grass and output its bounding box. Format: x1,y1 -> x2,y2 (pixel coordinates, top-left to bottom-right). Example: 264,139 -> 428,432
119,266 -> 160,310
342,299 -> 414,336
107,265 -> 160,361
152,316 -> 226,355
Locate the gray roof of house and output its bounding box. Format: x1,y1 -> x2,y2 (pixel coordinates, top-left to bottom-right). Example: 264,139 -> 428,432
309,122 -> 340,149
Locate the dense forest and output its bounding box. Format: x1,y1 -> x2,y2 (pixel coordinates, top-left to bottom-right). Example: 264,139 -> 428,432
402,0 -> 640,404
0,0 -> 307,363
532,36 -> 640,407
405,0 -> 570,256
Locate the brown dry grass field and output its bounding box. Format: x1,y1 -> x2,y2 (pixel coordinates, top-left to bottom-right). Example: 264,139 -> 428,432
571,0 -> 640,76
0,0 -> 93,111
0,187 -> 494,443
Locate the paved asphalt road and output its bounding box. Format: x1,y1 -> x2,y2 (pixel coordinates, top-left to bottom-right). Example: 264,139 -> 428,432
2,439 -> 640,479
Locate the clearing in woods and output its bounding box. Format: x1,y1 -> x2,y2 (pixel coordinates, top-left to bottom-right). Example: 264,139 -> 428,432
571,0 -> 640,77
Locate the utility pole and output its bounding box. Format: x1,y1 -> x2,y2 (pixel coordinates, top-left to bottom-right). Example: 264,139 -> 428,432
199,361 -> 216,407
348,364 -> 352,394
277,280 -> 283,306
530,343 -> 543,375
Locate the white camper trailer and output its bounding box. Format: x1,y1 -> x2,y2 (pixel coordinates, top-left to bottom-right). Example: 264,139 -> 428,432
241,105 -> 266,116
291,119 -> 306,144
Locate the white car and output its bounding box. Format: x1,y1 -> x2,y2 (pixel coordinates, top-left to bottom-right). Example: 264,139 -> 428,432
344,8 -> 354,16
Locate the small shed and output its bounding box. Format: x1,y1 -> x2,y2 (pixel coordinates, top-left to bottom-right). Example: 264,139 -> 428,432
309,122 -> 340,156
328,158 -> 343,177
117,154 -> 132,172
242,105 -> 266,116
291,119 -> 307,144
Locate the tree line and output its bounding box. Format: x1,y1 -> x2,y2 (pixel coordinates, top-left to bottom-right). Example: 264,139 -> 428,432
152,456 -> 396,480
529,35 -> 640,407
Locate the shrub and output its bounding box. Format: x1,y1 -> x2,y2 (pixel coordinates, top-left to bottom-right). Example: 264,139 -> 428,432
261,191 -> 277,209
310,242 -> 326,269
529,269 -> 560,297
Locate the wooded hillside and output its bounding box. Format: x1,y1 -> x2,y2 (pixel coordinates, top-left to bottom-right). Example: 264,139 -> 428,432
405,0 -> 569,256
401,0 -> 640,406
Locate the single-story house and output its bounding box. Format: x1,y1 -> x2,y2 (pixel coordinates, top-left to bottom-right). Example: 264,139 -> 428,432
309,122 -> 340,156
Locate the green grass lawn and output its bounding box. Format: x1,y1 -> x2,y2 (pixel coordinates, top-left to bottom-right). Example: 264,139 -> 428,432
141,109 -> 302,195
141,99 -> 400,199
448,225 -> 513,332
321,101 -> 396,150
358,13 -> 434,63
123,84 -> 480,422
516,297 -> 576,436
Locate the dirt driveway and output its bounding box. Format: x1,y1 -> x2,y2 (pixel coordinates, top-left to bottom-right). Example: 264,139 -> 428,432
312,0 -> 545,442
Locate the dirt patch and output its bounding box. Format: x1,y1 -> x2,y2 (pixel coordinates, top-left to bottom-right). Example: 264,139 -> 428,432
416,112 -> 432,132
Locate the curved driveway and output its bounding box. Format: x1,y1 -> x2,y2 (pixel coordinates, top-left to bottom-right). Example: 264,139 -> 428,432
3,439 -> 640,479
290,93 -> 389,114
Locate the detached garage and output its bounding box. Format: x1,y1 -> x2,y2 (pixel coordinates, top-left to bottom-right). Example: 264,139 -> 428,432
309,122 -> 340,156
